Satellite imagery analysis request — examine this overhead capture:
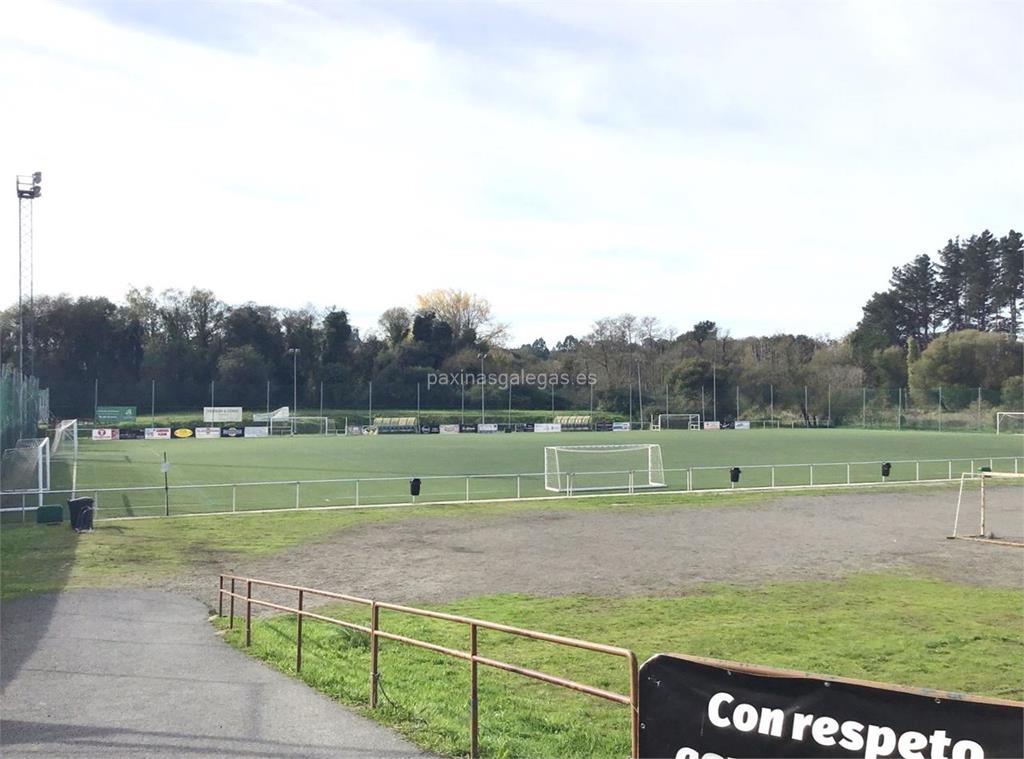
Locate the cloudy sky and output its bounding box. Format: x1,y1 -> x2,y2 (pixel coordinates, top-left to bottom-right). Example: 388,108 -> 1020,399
1,0 -> 1020,344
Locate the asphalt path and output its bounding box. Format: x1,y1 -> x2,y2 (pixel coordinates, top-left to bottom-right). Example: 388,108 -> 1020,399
1,589 -> 430,757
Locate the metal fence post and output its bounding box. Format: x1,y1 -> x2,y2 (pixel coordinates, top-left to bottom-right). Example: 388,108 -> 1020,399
232,485 -> 237,513
355,480 -> 360,507
295,481 -> 300,509
245,580 -> 252,647
809,465 -> 814,487
771,467 -> 775,489
846,463 -> 851,485
218,576 -> 223,617
916,462 -> 920,481
296,589 -> 304,673
229,578 -> 235,629
369,602 -> 379,708
629,653 -> 640,759
948,461 -> 952,480
465,477 -> 470,502
470,623 -> 479,758
516,475 -> 521,499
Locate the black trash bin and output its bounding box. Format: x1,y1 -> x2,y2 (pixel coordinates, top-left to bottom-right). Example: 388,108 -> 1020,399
68,497 -> 95,532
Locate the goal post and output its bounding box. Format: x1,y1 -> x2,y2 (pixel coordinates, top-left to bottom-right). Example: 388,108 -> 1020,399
950,471 -> 1024,546
270,416 -> 334,436
544,444 -> 666,494
0,437 -> 51,510
653,414 -> 701,431
52,419 -> 79,459
995,412 -> 1024,434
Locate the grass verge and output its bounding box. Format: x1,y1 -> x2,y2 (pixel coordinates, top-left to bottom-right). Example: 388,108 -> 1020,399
214,573 -> 1024,758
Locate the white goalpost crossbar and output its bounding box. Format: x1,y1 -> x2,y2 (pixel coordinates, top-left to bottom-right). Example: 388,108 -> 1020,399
652,414 -> 701,431
544,444 -> 666,494
950,471 -> 1024,547
995,412 -> 1024,434
270,416 -> 335,436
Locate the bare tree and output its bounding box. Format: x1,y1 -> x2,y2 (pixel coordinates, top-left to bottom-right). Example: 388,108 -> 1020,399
415,289 -> 508,345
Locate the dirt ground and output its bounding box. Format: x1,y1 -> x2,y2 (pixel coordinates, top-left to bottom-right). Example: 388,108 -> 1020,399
170,486 -> 1024,610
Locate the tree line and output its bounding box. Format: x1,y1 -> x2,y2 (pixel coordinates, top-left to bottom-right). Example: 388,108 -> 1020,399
0,230 -> 1021,422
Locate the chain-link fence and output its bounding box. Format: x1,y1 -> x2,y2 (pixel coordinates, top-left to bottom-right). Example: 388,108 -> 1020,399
39,376 -> 1024,432
1,366 -> 46,451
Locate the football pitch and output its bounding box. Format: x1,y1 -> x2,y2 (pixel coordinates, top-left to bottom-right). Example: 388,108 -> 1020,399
52,429 -> 1023,518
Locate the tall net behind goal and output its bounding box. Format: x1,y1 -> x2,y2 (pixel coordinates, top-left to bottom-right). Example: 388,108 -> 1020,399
950,472 -> 1024,547
544,444 -> 665,493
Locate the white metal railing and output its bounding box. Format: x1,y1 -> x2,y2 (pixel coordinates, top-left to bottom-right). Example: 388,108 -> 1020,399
1,456 -> 1020,521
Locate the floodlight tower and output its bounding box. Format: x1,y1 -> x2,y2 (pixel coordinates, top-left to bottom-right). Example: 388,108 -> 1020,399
15,172 -> 41,434
16,172 -> 42,380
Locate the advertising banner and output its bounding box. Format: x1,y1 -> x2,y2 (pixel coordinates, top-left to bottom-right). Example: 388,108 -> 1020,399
612,422 -> 631,431
91,428 -> 119,441
460,424 -> 478,433
145,427 -> 172,440
118,428 -> 144,440
735,420 -> 751,430
222,426 -> 244,438
96,406 -> 136,423
203,406 -> 244,423
478,423 -> 499,433
194,427 -> 222,439
533,423 -> 562,433
439,424 -> 461,434
173,428 -> 194,438
595,421 -> 614,431
639,654 -> 1024,759
704,421 -> 722,430
244,426 -> 269,438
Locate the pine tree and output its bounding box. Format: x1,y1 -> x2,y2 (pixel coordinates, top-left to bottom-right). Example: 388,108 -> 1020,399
961,231 -> 999,330
888,254 -> 937,347
936,238 -> 965,330
994,230 -> 1023,339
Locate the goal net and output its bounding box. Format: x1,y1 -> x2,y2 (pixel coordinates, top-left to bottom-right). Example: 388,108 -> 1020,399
544,444 -> 665,493
270,416 -> 335,436
950,471 -> 1024,546
1,437 -> 51,510
653,414 -> 701,431
995,412 -> 1024,434
52,419 -> 79,459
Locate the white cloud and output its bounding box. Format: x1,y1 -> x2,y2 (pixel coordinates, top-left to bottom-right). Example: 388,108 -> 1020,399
0,0 -> 1020,345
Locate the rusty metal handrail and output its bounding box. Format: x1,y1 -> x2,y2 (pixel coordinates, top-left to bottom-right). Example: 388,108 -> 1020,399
217,574 -> 639,758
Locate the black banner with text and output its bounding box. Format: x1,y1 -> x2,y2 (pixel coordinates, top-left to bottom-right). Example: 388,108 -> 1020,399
639,654 -> 1023,759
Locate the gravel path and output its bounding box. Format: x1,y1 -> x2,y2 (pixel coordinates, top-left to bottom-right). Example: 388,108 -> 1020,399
171,487 -> 1023,608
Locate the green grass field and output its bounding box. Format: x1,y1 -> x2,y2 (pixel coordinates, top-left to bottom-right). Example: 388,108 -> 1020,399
33,428 -> 1023,519
4,442 -> 1022,758
219,575 -> 1024,758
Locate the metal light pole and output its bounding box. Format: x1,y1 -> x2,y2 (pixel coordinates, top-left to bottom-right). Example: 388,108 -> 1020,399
712,363 -> 717,422
287,348 -> 299,434
479,352 -> 488,424
636,361 -> 644,430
